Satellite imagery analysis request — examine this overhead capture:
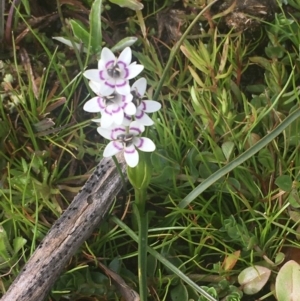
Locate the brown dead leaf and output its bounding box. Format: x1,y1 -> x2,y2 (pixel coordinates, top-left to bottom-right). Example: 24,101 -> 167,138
222,250 -> 241,271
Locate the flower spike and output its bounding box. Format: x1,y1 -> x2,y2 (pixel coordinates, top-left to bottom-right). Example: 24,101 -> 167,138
84,81 -> 136,128
123,77 -> 161,126
97,121 -> 156,167
83,47 -> 144,96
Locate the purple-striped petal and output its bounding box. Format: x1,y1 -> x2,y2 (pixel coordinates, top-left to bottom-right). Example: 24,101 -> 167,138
117,47 -> 132,66
89,81 -> 102,94
140,100 -> 161,113
101,112 -> 114,128
131,77 -> 147,96
123,102 -> 136,115
124,145 -> 139,167
101,48 -> 116,66
124,93 -> 133,103
98,82 -> 115,96
127,64 -> 144,79
135,111 -> 154,126
122,114 -> 132,126
83,97 -> 105,112
111,126 -> 126,140
97,125 -> 126,140
99,69 -> 109,80
83,69 -> 100,82
129,121 -> 145,134
97,127 -> 112,140
116,63 -> 129,79
115,81 -> 130,95
112,107 -> 124,125
104,79 -> 116,89
133,137 -> 155,152
103,141 -> 123,157
115,78 -> 128,88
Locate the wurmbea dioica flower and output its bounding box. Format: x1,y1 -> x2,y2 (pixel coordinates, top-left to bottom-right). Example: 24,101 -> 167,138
83,47 -> 144,96
123,77 -> 161,126
83,46 -> 161,167
97,121 -> 155,168
83,81 -> 136,127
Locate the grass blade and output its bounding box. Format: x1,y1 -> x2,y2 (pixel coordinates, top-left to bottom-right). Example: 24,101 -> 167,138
178,106 -> 300,208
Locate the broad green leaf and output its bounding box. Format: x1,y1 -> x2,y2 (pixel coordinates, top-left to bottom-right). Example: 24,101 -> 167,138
222,141 -> 235,161
265,46 -> 284,59
13,237 -> 27,253
171,282 -> 188,301
288,190 -> 300,208
246,84 -> 266,94
21,0 -> 31,15
275,252 -> 285,265
276,260 -> 300,301
111,37 -> 138,52
108,257 -> 121,272
198,287 -> 218,301
69,20 -> 90,48
275,175 -> 293,191
249,56 -> 272,71
238,265 -> 271,295
289,210 -> 300,222
0,228 -> 11,261
52,37 -> 88,52
258,148 -> 275,171
90,0 -> 102,54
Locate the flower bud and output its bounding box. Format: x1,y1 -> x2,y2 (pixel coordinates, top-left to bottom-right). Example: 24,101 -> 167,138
127,151 -> 152,190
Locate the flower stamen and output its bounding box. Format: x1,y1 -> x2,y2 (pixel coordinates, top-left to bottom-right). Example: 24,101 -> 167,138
103,94 -> 117,106
107,64 -> 121,78
131,89 -> 141,107
117,133 -> 134,147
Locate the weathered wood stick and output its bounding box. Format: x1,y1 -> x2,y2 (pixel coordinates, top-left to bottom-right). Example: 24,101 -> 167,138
1,155 -> 127,301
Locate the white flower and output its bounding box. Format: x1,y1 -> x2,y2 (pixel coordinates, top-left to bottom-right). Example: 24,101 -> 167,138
83,47 -> 144,96
97,121 -> 156,167
123,77 -> 161,126
83,81 -> 136,128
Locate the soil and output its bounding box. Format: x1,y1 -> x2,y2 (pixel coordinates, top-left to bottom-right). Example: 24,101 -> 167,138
211,0 -> 278,32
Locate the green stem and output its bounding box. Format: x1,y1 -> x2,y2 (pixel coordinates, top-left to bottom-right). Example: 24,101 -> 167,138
134,187 -> 146,212
134,188 -> 148,301
111,216 -> 218,301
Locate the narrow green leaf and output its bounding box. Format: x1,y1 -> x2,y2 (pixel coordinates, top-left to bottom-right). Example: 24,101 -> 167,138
146,254 -> 157,277
90,0 -> 102,55
111,216 -> 219,301
178,107 -> 300,208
